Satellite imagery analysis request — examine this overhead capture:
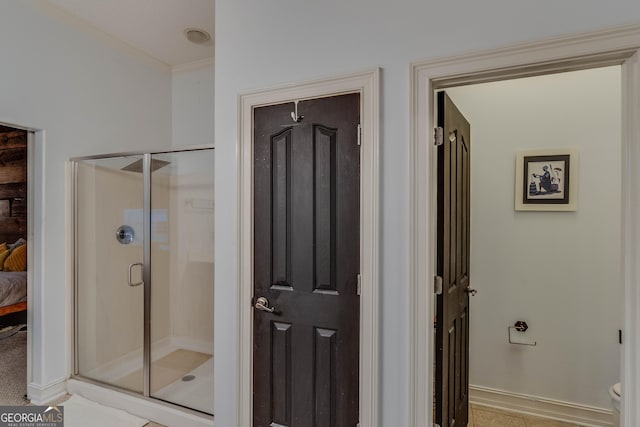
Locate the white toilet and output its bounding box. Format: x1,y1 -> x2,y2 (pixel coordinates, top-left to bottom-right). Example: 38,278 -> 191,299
609,382 -> 621,427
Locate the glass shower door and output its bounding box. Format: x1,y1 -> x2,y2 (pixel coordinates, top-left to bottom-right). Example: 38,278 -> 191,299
75,155 -> 146,393
149,149 -> 214,414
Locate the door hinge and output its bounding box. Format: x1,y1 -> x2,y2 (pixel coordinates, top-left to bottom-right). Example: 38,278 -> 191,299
434,126 -> 444,146
619,329 -> 623,344
357,274 -> 362,295
357,124 -> 362,146
434,275 -> 443,295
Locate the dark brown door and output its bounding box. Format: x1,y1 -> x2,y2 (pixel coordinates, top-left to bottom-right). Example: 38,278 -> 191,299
435,91 -> 472,427
253,94 -> 360,427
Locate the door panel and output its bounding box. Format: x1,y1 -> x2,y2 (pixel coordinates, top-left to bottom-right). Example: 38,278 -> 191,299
253,94 -> 360,426
75,155 -> 145,393
436,91 -> 471,427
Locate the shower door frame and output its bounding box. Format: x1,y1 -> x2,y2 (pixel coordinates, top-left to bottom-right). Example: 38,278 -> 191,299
70,144 -> 215,414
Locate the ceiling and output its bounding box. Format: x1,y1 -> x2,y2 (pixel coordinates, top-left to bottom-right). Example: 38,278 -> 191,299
46,0 -> 214,67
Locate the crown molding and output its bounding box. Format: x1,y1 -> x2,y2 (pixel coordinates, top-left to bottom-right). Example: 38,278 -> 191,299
29,1 -> 172,71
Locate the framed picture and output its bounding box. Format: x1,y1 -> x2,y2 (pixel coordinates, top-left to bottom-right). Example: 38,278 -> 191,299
515,148 -> 578,211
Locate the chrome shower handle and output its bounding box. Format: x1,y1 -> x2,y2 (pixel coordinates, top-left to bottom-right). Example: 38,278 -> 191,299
128,262 -> 144,287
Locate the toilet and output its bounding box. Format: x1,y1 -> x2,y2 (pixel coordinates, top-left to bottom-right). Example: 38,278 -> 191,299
609,382 -> 621,427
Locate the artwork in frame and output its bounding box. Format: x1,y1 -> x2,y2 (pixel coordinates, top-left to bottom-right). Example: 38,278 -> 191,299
515,148 -> 578,211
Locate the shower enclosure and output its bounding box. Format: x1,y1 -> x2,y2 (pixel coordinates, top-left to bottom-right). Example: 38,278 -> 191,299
72,147 -> 214,415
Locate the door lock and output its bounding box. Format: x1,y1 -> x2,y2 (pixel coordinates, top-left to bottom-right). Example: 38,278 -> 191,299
254,297 -> 275,313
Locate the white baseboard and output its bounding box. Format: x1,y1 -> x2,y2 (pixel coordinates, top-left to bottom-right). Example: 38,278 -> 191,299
470,385 -> 614,427
27,378 -> 67,405
67,378 -> 213,427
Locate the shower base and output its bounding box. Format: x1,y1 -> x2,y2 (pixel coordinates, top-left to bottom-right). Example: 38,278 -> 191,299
154,358 -> 214,414
109,348 -> 213,414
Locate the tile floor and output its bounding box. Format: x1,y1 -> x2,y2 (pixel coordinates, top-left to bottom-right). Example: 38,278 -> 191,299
32,394 -> 167,427
469,404 -> 585,427
41,395 -> 589,427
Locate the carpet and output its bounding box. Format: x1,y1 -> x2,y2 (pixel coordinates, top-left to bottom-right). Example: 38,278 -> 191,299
0,326 -> 28,405
61,394 -> 149,427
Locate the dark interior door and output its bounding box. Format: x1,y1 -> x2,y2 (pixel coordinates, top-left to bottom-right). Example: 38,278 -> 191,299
253,94 -> 360,427
435,91 -> 471,427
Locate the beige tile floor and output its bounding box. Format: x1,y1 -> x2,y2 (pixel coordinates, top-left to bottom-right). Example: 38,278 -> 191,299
41,395 -> 585,427
32,394 -> 167,427
469,404 -> 583,427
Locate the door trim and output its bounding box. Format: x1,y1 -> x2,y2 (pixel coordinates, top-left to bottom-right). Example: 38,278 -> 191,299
409,24 -> 640,427
238,69 -> 380,426
0,122 -> 43,403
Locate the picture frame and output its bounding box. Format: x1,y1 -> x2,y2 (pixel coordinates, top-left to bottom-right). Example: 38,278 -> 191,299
515,148 -> 578,211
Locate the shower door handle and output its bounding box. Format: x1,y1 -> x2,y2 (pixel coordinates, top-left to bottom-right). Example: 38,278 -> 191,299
128,262 -> 144,287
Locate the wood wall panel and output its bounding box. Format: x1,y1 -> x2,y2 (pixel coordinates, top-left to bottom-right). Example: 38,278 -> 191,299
0,183 -> 27,199
0,129 -> 27,246
0,131 -> 27,149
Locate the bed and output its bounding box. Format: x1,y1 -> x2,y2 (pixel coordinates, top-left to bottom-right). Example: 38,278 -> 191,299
0,271 -> 27,320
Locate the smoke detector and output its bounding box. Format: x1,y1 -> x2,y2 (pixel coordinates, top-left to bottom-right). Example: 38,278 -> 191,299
184,28 -> 211,45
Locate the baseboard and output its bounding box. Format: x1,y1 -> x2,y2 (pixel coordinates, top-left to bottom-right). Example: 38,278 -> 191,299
27,378 -> 67,405
470,385 -> 614,427
67,378 -> 213,427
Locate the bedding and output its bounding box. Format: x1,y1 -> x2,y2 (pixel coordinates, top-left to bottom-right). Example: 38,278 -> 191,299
0,239 -> 28,318
0,271 -> 27,309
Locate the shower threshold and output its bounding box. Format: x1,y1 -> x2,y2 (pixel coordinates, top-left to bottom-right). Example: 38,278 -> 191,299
67,377 -> 214,427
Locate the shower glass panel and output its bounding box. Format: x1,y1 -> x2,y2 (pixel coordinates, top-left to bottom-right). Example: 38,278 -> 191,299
73,147 -> 214,415
149,150 -> 214,414
75,155 -> 145,393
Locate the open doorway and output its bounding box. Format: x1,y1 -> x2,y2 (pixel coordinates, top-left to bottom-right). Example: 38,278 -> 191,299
438,66 -> 622,426
409,25 -> 640,427
0,124 -> 29,405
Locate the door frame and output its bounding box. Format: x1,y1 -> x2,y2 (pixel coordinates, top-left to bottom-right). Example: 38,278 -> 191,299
237,69 -> 380,426
0,121 -> 44,402
409,24 -> 640,427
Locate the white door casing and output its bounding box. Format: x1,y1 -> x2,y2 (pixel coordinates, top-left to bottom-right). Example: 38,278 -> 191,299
237,69 -> 380,426
410,24 -> 640,427
0,122 -> 47,403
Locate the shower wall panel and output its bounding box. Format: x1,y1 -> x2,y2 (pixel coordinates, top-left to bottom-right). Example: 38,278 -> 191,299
169,173 -> 214,348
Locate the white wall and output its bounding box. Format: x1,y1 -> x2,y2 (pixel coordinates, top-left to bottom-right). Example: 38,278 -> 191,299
214,1 -> 640,425
446,66 -> 622,409
0,1 -> 171,396
172,61 -> 215,148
